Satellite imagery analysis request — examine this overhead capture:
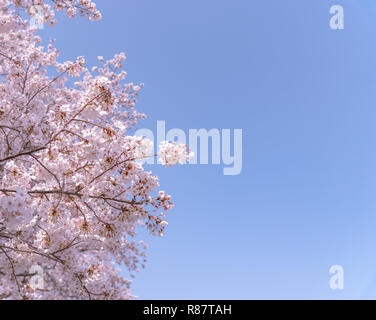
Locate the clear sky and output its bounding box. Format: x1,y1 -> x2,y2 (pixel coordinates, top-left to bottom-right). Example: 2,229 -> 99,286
40,0 -> 376,299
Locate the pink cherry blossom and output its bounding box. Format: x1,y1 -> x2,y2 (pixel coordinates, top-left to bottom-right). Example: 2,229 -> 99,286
0,0 -> 191,300
159,141 -> 193,166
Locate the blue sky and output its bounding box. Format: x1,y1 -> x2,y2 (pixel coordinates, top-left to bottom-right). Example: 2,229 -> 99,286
40,0 -> 376,299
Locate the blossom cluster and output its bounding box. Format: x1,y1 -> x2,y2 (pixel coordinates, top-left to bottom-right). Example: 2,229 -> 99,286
0,0 -> 191,300
0,189 -> 33,231
159,141 -> 193,166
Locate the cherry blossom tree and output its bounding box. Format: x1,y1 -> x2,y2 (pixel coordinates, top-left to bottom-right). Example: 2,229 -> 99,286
0,0 -> 191,300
